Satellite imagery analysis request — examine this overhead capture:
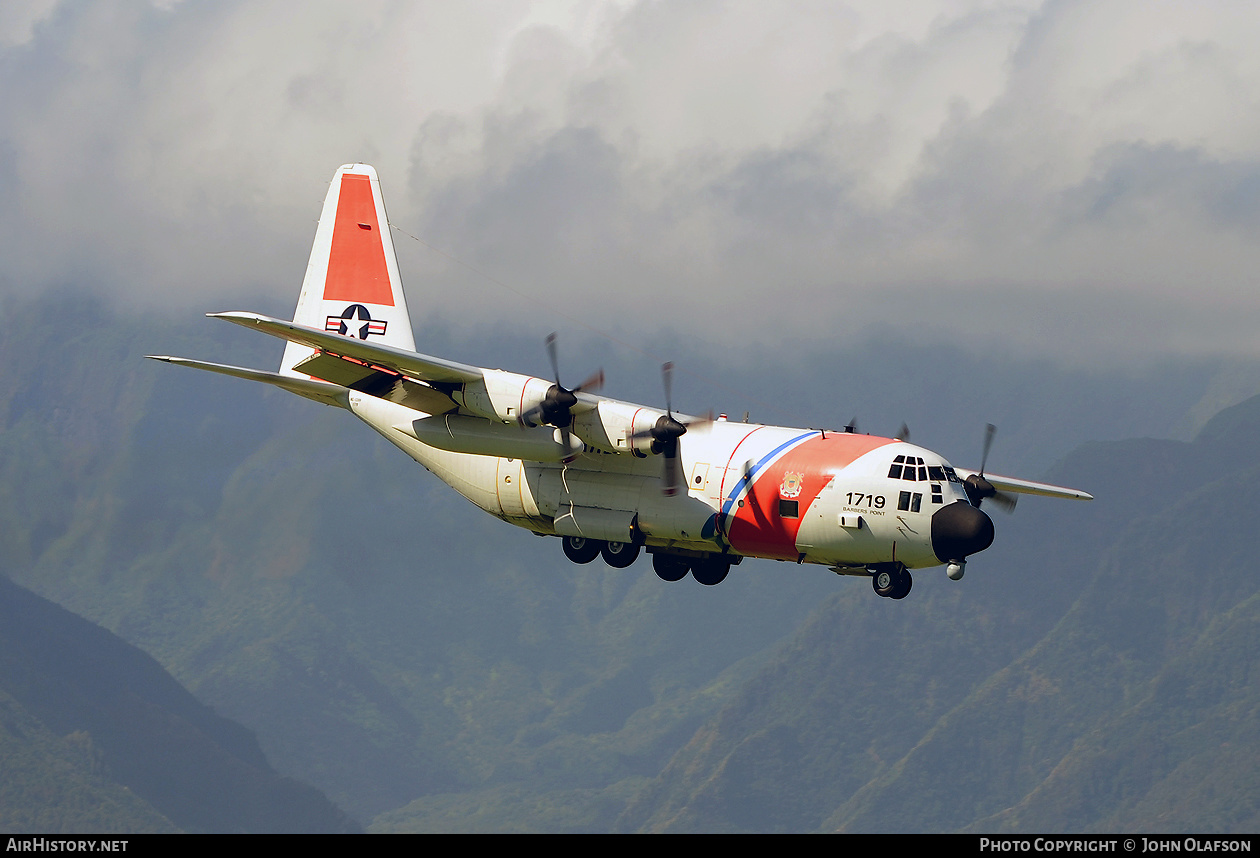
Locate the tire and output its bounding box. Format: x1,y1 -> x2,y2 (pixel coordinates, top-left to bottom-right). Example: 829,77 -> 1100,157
872,565 -> 911,599
872,567 -> 896,596
601,540 -> 640,568
562,536 -> 603,564
691,557 -> 730,586
652,553 -> 690,582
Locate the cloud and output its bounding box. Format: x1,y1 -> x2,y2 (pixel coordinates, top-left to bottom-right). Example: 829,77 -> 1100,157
1,0 -> 1258,361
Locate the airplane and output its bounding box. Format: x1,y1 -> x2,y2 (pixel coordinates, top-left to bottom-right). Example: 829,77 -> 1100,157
148,164 -> 1092,599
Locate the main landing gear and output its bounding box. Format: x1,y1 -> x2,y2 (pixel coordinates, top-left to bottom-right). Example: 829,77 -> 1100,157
689,556 -> 730,586
870,564 -> 912,600
561,535 -> 602,564
648,551 -> 731,586
559,536 -> 733,585
651,553 -> 689,582
560,535 -> 641,568
601,540 -> 640,568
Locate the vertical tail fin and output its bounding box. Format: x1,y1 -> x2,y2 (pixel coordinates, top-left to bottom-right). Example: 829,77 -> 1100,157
281,164 -> 416,377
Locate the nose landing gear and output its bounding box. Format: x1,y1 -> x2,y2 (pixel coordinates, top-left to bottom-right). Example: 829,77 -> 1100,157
870,563 -> 912,600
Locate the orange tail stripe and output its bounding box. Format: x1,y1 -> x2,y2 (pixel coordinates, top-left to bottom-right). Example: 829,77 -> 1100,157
322,173 -> 394,306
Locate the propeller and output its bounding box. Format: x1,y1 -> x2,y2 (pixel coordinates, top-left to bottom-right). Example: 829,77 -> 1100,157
895,423 -> 911,442
518,333 -> 604,455
630,362 -> 710,496
964,423 -> 1018,513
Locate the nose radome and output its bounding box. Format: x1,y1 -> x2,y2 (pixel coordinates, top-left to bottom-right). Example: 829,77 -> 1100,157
931,501 -> 995,563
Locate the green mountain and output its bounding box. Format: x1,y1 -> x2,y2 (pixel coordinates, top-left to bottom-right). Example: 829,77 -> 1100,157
4,290 -> 1260,831
615,397 -> 1260,832
0,575 -> 358,832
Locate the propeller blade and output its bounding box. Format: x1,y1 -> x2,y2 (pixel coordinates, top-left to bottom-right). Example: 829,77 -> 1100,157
662,445 -> 681,496
979,423 -> 996,476
990,490 -> 1019,514
662,362 -> 674,416
895,423 -> 911,442
574,368 -> 605,394
545,331 -> 560,385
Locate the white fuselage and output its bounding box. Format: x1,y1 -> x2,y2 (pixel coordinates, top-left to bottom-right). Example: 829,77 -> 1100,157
347,391 -> 973,571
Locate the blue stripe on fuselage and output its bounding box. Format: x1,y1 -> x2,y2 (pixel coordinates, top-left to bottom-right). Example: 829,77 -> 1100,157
720,430 -> 819,518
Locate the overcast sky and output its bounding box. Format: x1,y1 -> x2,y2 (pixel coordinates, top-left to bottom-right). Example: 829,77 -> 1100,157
2,0 -> 1258,364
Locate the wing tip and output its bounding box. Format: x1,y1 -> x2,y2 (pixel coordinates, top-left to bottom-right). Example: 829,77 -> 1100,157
207,311 -> 272,325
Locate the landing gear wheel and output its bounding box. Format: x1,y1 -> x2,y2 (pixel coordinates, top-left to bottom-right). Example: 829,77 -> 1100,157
691,557 -> 730,586
871,565 -> 912,599
562,536 -> 603,564
601,541 -> 640,568
652,554 -> 690,582
889,569 -> 912,600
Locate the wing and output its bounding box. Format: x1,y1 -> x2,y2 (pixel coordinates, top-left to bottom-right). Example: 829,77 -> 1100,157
210,311 -> 483,385
953,469 -> 1093,501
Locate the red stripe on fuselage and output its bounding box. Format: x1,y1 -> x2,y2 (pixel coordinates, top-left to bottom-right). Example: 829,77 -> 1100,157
726,433 -> 895,560
322,173 -> 394,306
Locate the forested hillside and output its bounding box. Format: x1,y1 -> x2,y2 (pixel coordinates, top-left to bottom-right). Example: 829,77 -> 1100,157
617,397 -> 1260,832
3,291 -> 1259,832
0,575 -> 358,832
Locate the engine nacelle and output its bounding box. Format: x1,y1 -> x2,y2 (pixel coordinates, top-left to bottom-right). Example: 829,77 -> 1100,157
571,400 -> 665,454
452,369 -> 552,424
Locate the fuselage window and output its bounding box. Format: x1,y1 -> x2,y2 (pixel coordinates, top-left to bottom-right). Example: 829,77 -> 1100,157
779,499 -> 799,518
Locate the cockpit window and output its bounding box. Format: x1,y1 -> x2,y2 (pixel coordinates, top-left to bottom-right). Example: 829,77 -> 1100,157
891,458 -> 960,486
889,455 -> 930,482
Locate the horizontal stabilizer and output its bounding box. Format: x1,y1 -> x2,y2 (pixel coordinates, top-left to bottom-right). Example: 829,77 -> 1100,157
208,311 -> 484,385
145,356 -> 350,408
